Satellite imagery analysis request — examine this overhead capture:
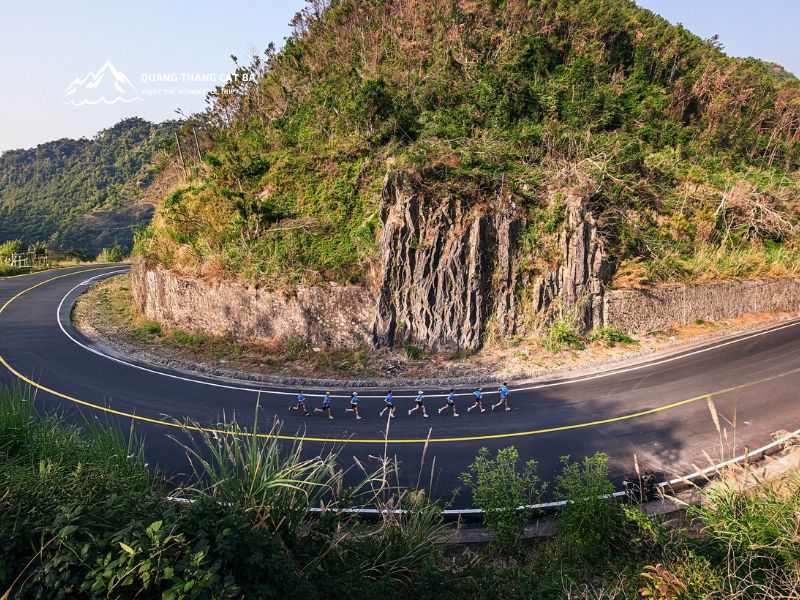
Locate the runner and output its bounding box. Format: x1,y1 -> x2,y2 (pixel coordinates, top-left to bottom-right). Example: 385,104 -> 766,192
289,389 -> 310,416
492,382 -> 511,412
408,390 -> 429,418
466,387 -> 485,413
345,391 -> 361,420
437,388 -> 459,417
379,389 -> 397,418
314,391 -> 334,419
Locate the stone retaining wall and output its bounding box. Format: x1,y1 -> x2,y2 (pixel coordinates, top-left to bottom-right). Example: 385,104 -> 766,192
131,263 -> 376,349
604,278 -> 800,332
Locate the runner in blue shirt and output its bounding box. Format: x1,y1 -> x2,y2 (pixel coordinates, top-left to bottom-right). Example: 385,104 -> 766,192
314,391 -> 334,419
345,391 -> 361,420
466,387 -> 485,413
379,389 -> 397,418
408,390 -> 429,418
289,390 -> 310,416
437,388 -> 459,417
492,383 -> 511,412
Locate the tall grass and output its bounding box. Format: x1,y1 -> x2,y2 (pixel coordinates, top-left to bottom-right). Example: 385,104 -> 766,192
173,404 -> 342,535
0,263 -> 25,277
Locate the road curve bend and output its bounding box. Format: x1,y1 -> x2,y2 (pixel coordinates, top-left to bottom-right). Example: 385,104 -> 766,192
2,265 -> 799,509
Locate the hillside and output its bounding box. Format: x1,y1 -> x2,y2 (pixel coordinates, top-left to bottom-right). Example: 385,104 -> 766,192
133,0 -> 800,350
0,118 -> 180,257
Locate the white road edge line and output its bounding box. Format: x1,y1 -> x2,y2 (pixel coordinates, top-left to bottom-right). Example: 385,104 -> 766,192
47,269 -> 800,514
55,268 -> 800,399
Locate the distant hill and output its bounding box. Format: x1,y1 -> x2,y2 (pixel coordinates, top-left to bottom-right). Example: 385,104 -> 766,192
0,118 -> 180,257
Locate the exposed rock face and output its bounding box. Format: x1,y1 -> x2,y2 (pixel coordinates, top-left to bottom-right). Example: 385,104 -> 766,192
529,195 -> 608,332
131,264 -> 375,349
132,175 -> 610,351
371,175 -> 525,352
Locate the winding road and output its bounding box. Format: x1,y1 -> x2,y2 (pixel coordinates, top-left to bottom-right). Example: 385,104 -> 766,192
1,265 -> 799,510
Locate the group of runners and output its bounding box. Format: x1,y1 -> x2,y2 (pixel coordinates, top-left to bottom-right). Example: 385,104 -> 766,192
289,384 -> 512,420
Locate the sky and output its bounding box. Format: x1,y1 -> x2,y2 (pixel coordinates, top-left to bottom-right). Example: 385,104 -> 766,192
0,0 -> 797,153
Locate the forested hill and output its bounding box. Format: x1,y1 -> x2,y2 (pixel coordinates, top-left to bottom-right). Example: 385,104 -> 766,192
0,118 -> 180,257
141,0 -> 800,288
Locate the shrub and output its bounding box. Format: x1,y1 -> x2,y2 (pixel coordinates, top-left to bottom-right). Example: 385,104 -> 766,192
588,327 -> 636,348
97,243 -> 125,263
689,469 -> 800,571
405,344 -> 425,360
0,263 -> 24,277
554,452 -> 622,569
283,337 -> 309,360
460,447 -> 544,557
0,239 -> 24,261
543,316 -> 585,352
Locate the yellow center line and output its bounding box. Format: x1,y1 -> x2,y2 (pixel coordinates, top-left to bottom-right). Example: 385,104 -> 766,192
1,270 -> 796,444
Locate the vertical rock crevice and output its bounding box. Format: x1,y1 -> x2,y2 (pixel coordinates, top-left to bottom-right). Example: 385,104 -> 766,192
528,194 -> 609,332
372,176 -> 609,352
372,174 -> 525,352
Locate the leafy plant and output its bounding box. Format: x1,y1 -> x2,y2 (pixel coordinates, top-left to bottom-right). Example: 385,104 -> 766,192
460,446 -> 544,556
134,319 -> 162,338
97,243 -> 125,263
543,316 -> 585,352
0,239 -> 24,261
588,327 -> 636,348
283,336 -> 309,360
405,344 -> 425,360
554,452 -> 622,569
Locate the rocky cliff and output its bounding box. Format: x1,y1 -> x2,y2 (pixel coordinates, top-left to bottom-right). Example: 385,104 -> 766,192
528,194 -> 609,332
132,174 -> 610,351
372,174 -> 526,352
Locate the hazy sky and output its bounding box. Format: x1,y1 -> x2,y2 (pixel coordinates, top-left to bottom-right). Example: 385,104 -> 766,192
0,0 -> 796,153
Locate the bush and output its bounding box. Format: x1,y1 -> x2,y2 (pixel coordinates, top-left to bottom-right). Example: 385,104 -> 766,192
689,470 -> 800,571
405,344 -> 425,360
0,263 -> 24,277
588,327 -> 636,348
460,447 -> 544,557
0,239 -> 24,261
97,243 -> 125,263
283,337 -> 309,360
543,316 -> 585,352
554,452 -> 622,569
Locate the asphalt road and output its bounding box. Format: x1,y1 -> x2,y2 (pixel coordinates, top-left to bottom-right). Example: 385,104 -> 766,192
2,265 -> 799,509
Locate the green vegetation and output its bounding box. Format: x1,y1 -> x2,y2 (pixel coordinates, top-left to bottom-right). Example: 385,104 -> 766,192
2,384 -> 799,597
0,118 -> 179,257
589,326 -> 637,347
96,243 -> 125,263
0,263 -> 24,277
405,344 -> 425,360
0,239 -> 24,260
136,0 -> 800,291
553,453 -> 621,567
543,315 -> 586,351
460,447 -> 544,556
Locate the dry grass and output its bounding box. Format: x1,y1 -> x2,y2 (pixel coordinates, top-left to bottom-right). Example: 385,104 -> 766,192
614,244 -> 800,289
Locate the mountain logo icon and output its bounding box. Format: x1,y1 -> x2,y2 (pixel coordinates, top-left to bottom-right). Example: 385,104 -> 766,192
63,60 -> 141,106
